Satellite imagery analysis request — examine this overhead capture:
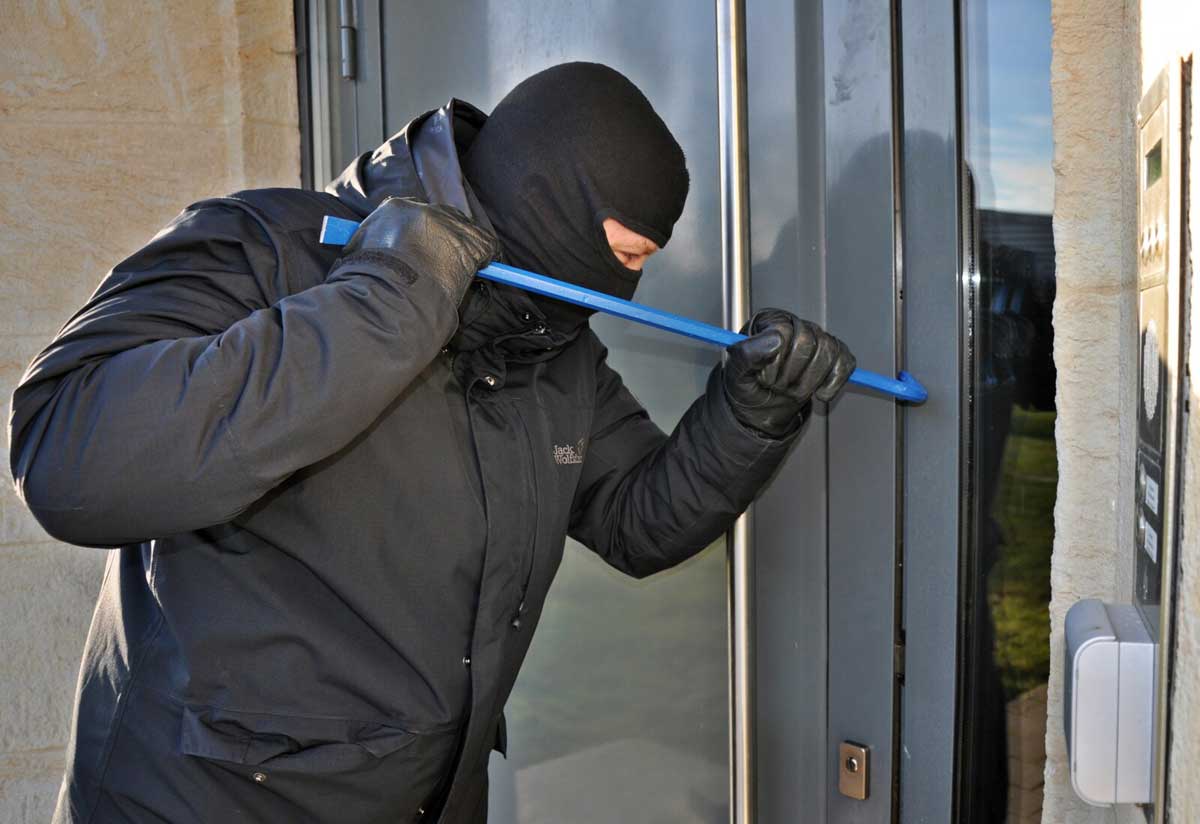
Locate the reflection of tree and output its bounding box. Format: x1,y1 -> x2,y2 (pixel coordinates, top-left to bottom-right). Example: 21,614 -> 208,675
978,210 -> 1057,409
977,211 -> 1057,698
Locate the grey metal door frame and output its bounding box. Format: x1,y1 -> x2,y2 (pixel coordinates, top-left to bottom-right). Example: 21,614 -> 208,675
748,0 -> 963,821
821,0 -> 903,814
305,0 -> 386,185
895,2 -> 964,821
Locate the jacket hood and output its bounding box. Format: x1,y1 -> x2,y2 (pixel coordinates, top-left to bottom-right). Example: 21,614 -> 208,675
325,99 -> 576,357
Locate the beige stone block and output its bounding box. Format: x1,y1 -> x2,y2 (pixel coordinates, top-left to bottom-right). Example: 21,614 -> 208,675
0,543 -> 104,753
233,0 -> 301,129
0,120 -> 237,337
0,477 -> 51,551
239,120 -> 302,191
0,3 -> 239,126
1,334 -> 63,547
1054,288 -> 1126,348
0,748 -> 67,824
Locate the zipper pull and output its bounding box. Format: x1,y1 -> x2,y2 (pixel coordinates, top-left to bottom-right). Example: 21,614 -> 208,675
511,600 -> 526,629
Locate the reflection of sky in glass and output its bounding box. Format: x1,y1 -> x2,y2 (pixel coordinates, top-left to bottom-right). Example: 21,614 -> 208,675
967,0 -> 1054,215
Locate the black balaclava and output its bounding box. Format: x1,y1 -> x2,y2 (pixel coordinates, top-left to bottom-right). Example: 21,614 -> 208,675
460,62 -> 690,332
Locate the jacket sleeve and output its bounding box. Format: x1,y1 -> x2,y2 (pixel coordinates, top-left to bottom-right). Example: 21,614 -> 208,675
8,200 -> 458,548
567,337 -> 803,578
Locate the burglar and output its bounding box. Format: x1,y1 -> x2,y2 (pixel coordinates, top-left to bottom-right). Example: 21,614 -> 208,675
9,62 -> 854,823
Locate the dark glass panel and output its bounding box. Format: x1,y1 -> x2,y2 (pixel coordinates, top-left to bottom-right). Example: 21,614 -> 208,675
961,0 -> 1058,821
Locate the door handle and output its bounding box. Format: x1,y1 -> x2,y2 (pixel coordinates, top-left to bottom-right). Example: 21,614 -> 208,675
321,215 -> 928,403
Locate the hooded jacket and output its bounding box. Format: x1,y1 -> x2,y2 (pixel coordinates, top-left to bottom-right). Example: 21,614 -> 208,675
8,99 -> 800,823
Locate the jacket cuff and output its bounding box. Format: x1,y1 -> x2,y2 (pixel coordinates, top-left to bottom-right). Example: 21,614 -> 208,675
703,366 -> 803,467
326,250 -> 460,344
329,249 -> 417,285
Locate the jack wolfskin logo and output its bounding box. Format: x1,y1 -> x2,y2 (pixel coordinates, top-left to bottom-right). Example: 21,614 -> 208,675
553,438 -> 587,465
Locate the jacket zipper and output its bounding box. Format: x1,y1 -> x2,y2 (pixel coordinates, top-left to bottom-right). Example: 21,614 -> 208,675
510,406 -> 541,629
461,375 -> 492,660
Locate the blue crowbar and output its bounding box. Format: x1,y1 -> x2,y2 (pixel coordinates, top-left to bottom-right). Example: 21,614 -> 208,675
320,215 -> 928,404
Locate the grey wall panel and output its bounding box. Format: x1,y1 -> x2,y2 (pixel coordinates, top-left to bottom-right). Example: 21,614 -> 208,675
896,1 -> 962,821
822,0 -> 899,820
746,0 -> 830,820
378,2 -> 493,120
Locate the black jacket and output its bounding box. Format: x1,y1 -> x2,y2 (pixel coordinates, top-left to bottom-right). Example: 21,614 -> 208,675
9,99 -> 800,823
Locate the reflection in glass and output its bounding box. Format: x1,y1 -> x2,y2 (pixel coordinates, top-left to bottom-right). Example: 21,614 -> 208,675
962,0 -> 1058,821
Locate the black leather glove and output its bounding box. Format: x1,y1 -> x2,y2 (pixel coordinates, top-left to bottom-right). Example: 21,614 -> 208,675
722,308 -> 856,438
330,196 -> 500,309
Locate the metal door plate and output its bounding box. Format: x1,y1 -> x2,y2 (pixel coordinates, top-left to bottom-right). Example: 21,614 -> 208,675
838,741 -> 870,800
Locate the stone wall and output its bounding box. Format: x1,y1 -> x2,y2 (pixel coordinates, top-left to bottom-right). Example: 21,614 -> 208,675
1046,1 -> 1139,820
1047,0 -> 1199,821
0,2 -> 299,820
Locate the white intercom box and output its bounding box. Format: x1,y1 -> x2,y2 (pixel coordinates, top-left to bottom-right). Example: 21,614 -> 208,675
1064,599 -> 1155,806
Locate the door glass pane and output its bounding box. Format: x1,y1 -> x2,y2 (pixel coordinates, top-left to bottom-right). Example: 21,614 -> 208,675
961,0 -> 1058,821
368,4 -> 729,821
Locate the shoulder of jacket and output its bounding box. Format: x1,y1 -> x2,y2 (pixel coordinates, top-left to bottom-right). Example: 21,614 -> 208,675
174,189 -> 343,237
201,188 -> 351,234
169,189 -> 349,273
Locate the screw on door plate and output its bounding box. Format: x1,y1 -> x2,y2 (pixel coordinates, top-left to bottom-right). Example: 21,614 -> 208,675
838,741 -> 870,800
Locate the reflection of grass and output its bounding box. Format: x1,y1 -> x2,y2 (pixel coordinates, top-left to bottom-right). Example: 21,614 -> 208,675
988,407 -> 1057,699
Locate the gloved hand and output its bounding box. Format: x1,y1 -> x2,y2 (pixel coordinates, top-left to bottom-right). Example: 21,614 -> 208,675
722,308 -> 856,438
331,196 -> 500,309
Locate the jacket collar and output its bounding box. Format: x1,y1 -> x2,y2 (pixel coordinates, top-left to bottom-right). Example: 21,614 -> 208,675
324,100 -> 585,358
325,99 -> 487,220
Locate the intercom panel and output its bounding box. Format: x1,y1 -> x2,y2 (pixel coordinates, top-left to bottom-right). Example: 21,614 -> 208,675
1133,62 -> 1184,637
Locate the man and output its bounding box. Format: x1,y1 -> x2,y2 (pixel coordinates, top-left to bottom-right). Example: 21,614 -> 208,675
9,62 -> 853,823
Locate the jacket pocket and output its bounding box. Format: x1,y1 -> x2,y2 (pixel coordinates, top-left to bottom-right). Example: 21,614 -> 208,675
179,704 -> 419,774
177,704 -> 460,823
